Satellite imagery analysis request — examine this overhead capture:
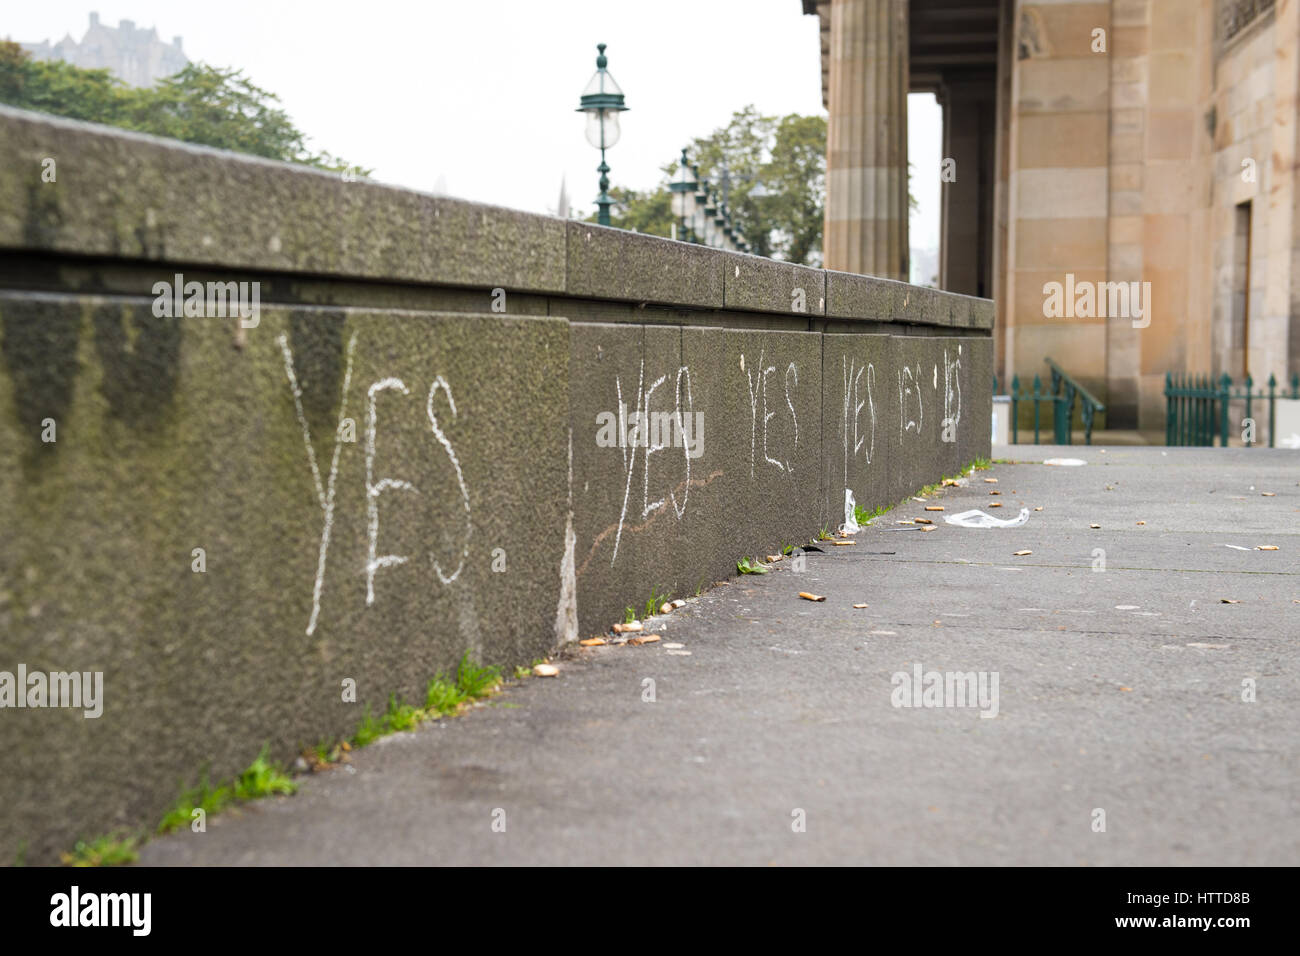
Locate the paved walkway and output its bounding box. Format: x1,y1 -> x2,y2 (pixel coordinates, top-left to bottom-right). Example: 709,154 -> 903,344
141,446 -> 1299,865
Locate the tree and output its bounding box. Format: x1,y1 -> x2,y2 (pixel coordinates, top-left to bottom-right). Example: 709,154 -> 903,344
590,107 -> 821,265
0,41 -> 124,123
590,105 -> 827,265
594,105 -> 919,266
0,41 -> 362,172
599,185 -> 675,238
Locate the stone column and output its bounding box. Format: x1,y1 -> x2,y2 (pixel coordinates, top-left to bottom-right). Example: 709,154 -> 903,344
825,0 -> 909,279
991,0 -> 1013,384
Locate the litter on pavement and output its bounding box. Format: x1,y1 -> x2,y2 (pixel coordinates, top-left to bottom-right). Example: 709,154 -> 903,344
944,507 -> 1032,528
841,488 -> 862,534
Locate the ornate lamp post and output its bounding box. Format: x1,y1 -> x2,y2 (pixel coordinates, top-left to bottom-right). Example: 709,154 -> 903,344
702,189 -> 718,246
669,148 -> 698,242
577,43 -> 629,227
693,171 -> 710,244
712,195 -> 727,247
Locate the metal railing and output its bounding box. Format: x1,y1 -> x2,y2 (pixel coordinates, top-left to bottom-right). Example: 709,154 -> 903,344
1165,372 -> 1300,447
993,357 -> 1106,445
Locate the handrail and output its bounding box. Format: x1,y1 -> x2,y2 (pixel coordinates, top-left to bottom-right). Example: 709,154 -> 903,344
1045,357 -> 1105,411
993,359 -> 1105,445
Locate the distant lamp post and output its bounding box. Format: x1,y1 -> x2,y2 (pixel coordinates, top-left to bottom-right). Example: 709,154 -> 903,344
702,189 -> 718,246
669,148 -> 698,242
693,172 -> 710,244
712,197 -> 728,247
577,43 -> 629,227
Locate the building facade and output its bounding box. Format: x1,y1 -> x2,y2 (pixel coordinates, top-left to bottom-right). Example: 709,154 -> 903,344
805,0 -> 1300,430
22,12 -> 188,89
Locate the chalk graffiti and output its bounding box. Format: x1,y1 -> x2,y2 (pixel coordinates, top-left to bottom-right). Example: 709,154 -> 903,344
898,363 -> 924,439
611,359 -> 696,565
427,376 -> 472,585
942,345 -> 962,438
841,355 -> 877,488
279,332 -> 472,635
279,331 -> 357,637
365,378 -> 417,604
745,349 -> 800,476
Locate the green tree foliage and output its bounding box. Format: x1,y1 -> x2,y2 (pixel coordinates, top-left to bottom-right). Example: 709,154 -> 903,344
686,106 -> 826,264
0,41 -> 361,172
599,185 -> 675,237
0,41 -> 122,121
591,105 -> 827,265
593,105 -> 919,266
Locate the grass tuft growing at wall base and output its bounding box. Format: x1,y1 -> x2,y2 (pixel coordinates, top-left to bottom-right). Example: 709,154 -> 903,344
232,745 -> 297,801
156,744 -> 296,837
156,770 -> 232,834
67,649 -> 507,865
343,652 -> 503,749
61,831 -> 141,867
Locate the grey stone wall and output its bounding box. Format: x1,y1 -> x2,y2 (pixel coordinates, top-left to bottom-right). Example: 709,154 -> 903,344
0,106 -> 992,862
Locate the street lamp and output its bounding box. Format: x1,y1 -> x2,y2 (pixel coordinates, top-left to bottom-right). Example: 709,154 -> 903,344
669,148 -> 698,242
702,189 -> 718,246
577,43 -> 629,227
693,170 -> 709,244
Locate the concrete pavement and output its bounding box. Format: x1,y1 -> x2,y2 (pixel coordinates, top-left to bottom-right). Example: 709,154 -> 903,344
140,446 -> 1299,865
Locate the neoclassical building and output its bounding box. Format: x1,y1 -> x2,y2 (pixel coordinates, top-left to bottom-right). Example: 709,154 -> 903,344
805,0 -> 1299,429
21,12 -> 188,89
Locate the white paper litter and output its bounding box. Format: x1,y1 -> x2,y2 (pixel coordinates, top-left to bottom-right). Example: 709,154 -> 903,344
944,507 -> 1031,528
1043,458 -> 1087,466
841,488 -> 861,534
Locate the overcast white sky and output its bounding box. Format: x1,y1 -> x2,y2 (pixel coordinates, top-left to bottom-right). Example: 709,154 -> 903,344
6,0 -> 941,252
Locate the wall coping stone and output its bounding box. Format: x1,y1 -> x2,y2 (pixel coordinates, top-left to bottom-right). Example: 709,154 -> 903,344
0,105 -> 992,331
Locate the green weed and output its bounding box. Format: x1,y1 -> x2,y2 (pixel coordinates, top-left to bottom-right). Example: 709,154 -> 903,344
456,650 -> 501,697
383,694 -> 422,733
61,831 -> 140,867
231,744 -> 297,800
157,769 -> 233,834
425,673 -> 466,715
643,585 -> 673,618
351,705 -> 385,748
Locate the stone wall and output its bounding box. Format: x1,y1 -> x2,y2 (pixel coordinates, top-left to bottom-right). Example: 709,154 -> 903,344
0,105 -> 991,862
